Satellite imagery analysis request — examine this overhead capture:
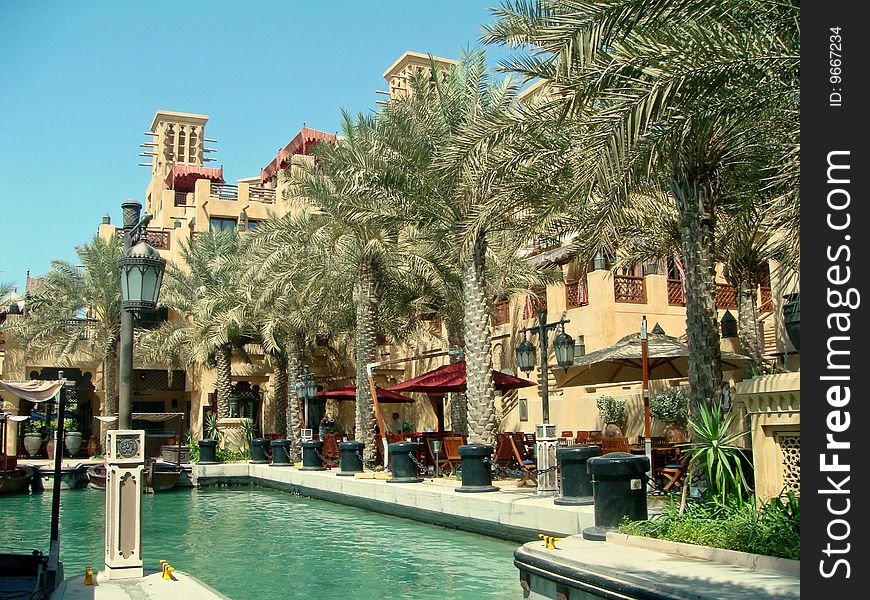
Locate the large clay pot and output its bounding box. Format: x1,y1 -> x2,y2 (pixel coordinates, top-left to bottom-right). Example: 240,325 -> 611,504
64,432 -> 83,457
24,433 -> 42,457
46,436 -> 56,460
603,422 -> 624,438
663,421 -> 688,444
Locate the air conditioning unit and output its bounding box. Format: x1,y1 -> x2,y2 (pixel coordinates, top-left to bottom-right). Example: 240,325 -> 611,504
535,424 -> 557,440
301,428 -> 313,441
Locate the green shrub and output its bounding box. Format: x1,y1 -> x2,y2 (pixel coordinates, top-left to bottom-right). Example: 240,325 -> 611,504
618,493 -> 800,560
596,395 -> 627,428
684,400 -> 751,502
649,388 -> 688,424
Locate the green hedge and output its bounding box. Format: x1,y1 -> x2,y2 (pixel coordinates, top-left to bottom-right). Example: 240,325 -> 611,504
618,493 -> 799,560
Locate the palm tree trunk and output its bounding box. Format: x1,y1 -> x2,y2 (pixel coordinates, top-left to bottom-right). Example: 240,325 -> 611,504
273,357 -> 288,437
100,339 -> 118,452
286,334 -> 303,460
672,170 -> 723,417
736,277 -> 764,367
355,260 -> 380,463
215,345 -> 233,417
463,234 -> 496,446
446,319 -> 467,437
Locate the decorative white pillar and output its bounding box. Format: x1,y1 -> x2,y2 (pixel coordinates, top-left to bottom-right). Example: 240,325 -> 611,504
105,429 -> 145,580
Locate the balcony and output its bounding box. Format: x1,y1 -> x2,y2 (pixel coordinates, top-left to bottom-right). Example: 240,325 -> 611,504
715,283 -> 738,309
522,289 -> 547,320
116,229 -> 170,250
759,286 -> 773,312
209,182 -> 239,201
249,186 -> 276,204
613,275 -> 646,303
667,279 -> 685,306
493,299 -> 510,325
565,278 -> 589,309
61,318 -> 97,340
174,191 -> 191,207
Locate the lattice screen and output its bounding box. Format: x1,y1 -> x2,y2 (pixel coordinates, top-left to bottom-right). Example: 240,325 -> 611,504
776,431 -> 801,494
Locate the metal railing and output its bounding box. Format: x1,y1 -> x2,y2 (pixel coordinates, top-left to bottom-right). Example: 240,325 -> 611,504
667,279 -> 685,306
249,186 -> 276,203
209,182 -> 238,201
174,191 -> 190,207
613,275 -> 646,303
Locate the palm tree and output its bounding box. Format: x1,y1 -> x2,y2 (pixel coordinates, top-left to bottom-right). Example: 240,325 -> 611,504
481,0 -> 799,411
139,229 -> 251,419
372,51 -> 560,446
3,235 -> 122,447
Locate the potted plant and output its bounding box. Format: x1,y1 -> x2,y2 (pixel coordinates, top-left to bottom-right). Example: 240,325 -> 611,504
596,395 -> 627,437
64,418 -> 83,457
649,388 -> 689,443
23,420 -> 43,457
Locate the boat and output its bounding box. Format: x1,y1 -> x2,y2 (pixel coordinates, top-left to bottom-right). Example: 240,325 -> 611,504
0,466 -> 34,495
145,460 -> 182,492
86,463 -> 107,489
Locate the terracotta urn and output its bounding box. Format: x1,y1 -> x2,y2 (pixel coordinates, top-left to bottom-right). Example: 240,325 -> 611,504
663,421 -> 688,444
603,422 -> 623,438
65,431 -> 84,457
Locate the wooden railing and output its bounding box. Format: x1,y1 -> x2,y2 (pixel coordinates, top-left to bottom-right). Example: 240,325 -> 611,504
209,182 -> 238,201
715,283 -> 738,309
493,299 -> 510,325
523,290 -> 547,320
249,186 -> 276,203
61,318 -> 98,340
116,229 -> 170,250
565,278 -> 589,309
759,286 -> 772,312
667,279 -> 685,306
613,275 -> 646,303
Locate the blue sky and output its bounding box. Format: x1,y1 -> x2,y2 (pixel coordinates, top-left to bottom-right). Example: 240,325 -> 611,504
0,1 -> 514,293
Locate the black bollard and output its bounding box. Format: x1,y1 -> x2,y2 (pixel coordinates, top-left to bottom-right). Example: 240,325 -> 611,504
300,440 -> 326,471
456,444 -> 499,493
337,441 -> 365,476
583,452 -> 650,540
387,441 -> 423,483
198,439 -> 218,464
554,445 -> 600,505
250,438 -> 270,464
270,439 -> 290,466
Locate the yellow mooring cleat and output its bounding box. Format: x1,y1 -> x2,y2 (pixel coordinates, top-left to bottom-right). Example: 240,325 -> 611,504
538,534 -> 562,550
84,566 -> 94,586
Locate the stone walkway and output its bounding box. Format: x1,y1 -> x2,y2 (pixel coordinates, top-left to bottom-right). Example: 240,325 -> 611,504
52,569 -> 227,600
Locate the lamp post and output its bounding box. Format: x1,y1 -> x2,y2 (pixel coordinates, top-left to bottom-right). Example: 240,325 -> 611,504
296,365 -> 316,434
514,308 -> 575,424
117,200 -> 166,430
432,438 -> 441,479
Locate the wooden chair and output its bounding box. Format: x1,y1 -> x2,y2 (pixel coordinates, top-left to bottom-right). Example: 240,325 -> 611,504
600,436 -> 631,454
493,434 -> 517,471
321,434 -> 340,468
507,436 -> 537,487
439,436 -> 464,475
657,454 -> 690,491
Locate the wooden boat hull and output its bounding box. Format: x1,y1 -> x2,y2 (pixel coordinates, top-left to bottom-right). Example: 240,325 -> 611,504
0,467 -> 33,495
146,463 -> 181,492
86,465 -> 107,490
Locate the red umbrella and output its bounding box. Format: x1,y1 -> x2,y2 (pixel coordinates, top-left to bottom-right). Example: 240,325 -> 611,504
317,385 -> 415,403
387,360 -> 535,394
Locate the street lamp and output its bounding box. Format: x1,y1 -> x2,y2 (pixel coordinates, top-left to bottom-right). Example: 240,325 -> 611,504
117,200 -> 166,430
296,365 -> 317,432
513,308 -> 573,423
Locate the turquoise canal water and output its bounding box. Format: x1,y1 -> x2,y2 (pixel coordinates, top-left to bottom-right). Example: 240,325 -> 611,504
1,486 -> 522,599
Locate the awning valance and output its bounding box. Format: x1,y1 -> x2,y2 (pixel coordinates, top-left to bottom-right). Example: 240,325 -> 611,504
0,380 -> 65,403
260,127 -> 337,184
166,165 -> 224,193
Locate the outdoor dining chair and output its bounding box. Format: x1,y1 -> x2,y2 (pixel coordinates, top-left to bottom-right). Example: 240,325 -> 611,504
507,436 -> 537,487
439,436 -> 464,475
600,436 -> 631,454
321,434 -> 341,468
657,454 -> 690,491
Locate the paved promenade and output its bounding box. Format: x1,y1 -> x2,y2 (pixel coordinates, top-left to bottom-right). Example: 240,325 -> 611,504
52,569 -> 227,600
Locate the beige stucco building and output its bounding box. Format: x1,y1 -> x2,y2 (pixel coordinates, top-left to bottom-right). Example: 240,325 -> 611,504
1,51 -> 800,501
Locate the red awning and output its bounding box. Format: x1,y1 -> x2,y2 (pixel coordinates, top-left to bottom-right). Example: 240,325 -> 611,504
166,165 -> 224,193
317,385 -> 414,403
260,127 -> 337,185
387,361 -> 535,394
